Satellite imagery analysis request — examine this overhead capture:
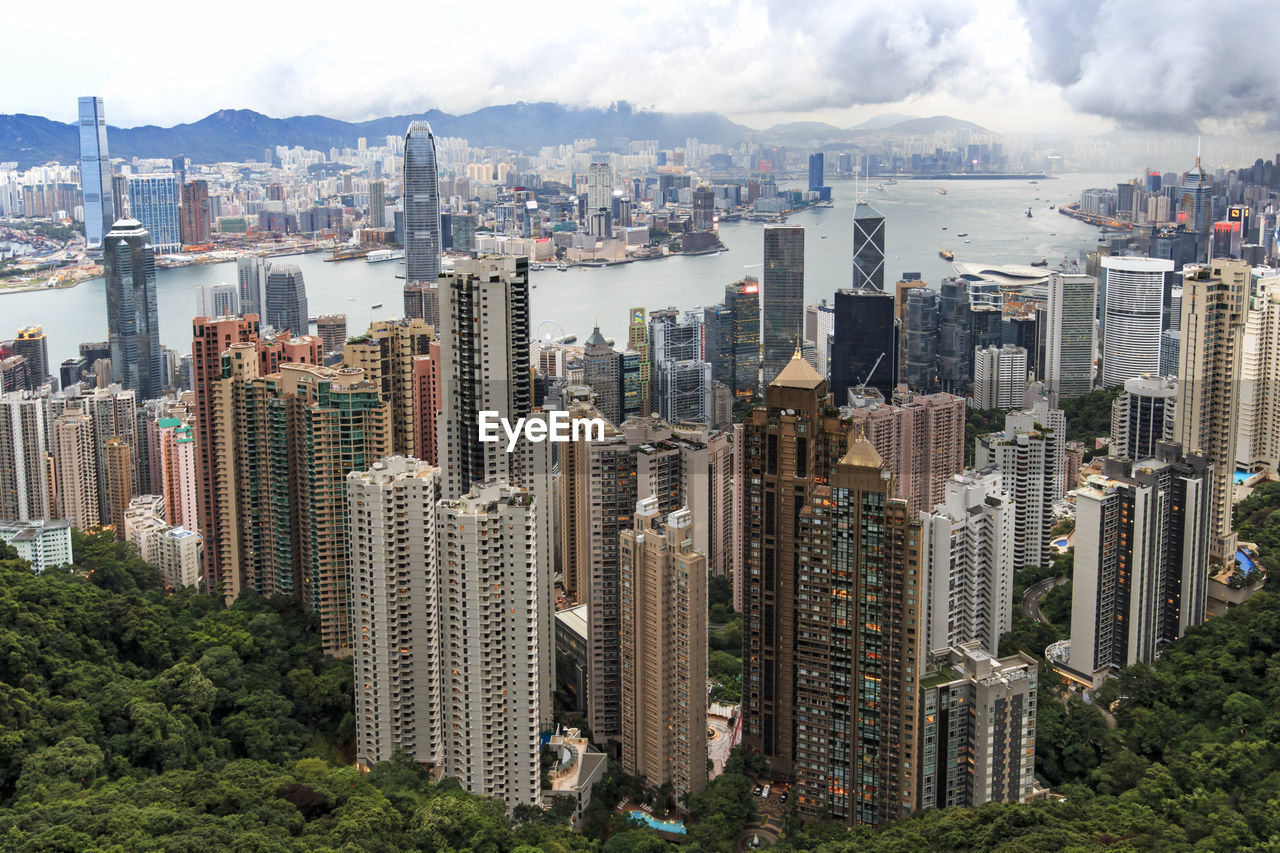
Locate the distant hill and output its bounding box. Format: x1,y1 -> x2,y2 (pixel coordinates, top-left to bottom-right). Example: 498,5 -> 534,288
879,115 -> 991,134
0,102 -> 751,169
850,112 -> 918,130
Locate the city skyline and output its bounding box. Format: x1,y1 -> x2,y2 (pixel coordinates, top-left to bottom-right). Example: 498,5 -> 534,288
8,0 -> 1279,138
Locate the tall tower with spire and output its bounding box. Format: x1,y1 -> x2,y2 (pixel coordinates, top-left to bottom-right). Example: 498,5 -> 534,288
852,163 -> 886,292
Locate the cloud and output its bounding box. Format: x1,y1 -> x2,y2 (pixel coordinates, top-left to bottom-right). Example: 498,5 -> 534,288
1017,0 -> 1280,130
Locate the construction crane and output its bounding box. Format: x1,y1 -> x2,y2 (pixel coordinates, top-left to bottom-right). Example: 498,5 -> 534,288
856,352 -> 886,396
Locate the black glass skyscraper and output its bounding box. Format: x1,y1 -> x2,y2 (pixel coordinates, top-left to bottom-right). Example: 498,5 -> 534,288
830,288 -> 897,402
265,264 -> 309,335
852,202 -> 885,292
104,219 -> 163,400
762,225 -> 804,384
808,153 -> 824,192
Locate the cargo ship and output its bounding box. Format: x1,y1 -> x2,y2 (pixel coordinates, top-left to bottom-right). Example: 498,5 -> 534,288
938,248 -> 955,261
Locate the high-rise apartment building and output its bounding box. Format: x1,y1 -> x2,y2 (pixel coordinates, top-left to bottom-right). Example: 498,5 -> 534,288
743,352 -> 848,776
918,643 -> 1038,809
919,470 -> 1015,656
437,482 -> 545,807
1176,259 -> 1248,563
342,317 -> 434,458
0,393 -> 51,521
843,390 -> 966,516
180,180 -> 211,245
973,345 -> 1029,410
52,410 -> 99,530
1067,449 -> 1211,683
265,264 -> 309,335
411,344 -> 442,466
403,122 -> 442,319
762,225 -> 805,384
1100,257 -> 1173,387
192,315 -> 322,601
1235,273 -> 1280,475
349,458 -> 442,770
619,498 -> 708,799
195,284 -> 241,319
77,96 -> 116,251
976,403 -> 1065,571
830,288 -> 897,402
126,174 -> 182,253
155,416 -> 198,530
791,430 -> 923,825
1110,374 -> 1176,461
104,219 -> 164,400
1045,271 -> 1098,401
368,179 -> 386,228
587,161 -> 613,216
852,201 -> 886,292
104,437 -> 133,539
436,254 -> 554,726
627,307 -> 650,415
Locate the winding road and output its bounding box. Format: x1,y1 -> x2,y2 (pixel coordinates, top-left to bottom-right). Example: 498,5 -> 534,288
1022,575 -> 1067,623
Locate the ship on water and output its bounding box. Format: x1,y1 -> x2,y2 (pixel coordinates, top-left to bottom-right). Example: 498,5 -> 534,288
365,249 -> 405,263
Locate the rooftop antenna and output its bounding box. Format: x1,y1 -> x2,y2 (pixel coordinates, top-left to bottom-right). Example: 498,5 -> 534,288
1196,136 -> 1202,167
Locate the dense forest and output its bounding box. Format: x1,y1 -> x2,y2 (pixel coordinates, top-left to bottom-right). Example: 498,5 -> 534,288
2,532 -> 1279,850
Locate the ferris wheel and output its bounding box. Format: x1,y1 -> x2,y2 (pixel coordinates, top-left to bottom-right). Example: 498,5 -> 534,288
535,320 -> 567,343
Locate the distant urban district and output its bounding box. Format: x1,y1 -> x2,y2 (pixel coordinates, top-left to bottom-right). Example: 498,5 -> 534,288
0,96 -> 1279,852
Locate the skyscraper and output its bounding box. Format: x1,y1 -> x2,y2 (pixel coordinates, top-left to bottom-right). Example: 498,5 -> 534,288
919,644 -> 1038,809
807,152 -> 824,192
973,345 -> 1029,410
743,352 -> 844,777
236,256 -> 268,317
437,482 -> 545,807
265,264 -> 309,335
1045,271 -> 1098,401
0,393 -> 50,521
1176,259 -> 1248,563
126,175 -> 182,253
52,410 -> 99,531
403,122 -> 442,312
627,307 -> 651,415
582,326 -> 622,424
194,284 -> 241,319
852,201 -> 886,292
1068,449 -> 1211,683
791,430 -> 924,825
316,314 -> 347,355
919,469 -> 1015,656
104,219 -> 164,400
13,326 -> 51,390
619,498 -> 708,799
77,96 -> 116,252
762,225 -> 805,384
349,458 -> 442,770
1236,273 -> 1280,474
1110,375 -> 1177,461
368,179 -> 386,228
649,308 -> 712,424
180,180 -> 211,245
903,286 -> 939,390
588,161 -> 613,216
341,318 -> 434,458
804,300 -> 835,379
1100,257 -> 1173,387
830,288 -> 897,402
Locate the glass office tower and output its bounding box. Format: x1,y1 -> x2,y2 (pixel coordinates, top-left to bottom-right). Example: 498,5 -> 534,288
78,96 -> 116,251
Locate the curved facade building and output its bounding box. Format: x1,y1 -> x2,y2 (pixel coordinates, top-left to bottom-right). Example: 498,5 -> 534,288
404,122 -> 442,284
1101,257 -> 1173,387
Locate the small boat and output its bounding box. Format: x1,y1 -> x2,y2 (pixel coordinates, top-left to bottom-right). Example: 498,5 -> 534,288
957,232 -> 968,237
874,184 -> 886,192
885,179 -> 898,185
1030,257 -> 1048,267
938,187 -> 948,195
820,235 -> 828,239
557,262 -> 568,271
963,239 -> 971,243
371,303 -> 383,309
939,248 -> 955,261
1049,232 -> 1056,236
1026,207 -> 1033,218
1049,204 -> 1056,209
942,226 -> 947,230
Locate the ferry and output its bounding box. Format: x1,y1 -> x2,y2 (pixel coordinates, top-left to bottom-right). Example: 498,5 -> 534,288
365,249 -> 405,263
938,248 -> 955,261
1030,257 -> 1048,267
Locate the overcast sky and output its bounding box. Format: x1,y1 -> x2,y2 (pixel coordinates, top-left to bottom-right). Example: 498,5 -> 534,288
7,0 -> 1275,135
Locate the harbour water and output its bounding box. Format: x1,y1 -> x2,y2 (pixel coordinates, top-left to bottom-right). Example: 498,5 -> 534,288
7,173 -> 1126,365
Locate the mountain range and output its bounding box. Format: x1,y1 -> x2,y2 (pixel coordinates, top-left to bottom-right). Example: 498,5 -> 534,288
0,103 -> 989,170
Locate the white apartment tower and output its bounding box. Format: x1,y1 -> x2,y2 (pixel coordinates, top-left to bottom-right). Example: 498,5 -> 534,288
0,393 -> 51,521
920,469 -> 1016,656
973,345 -> 1028,410
1235,273 -> 1280,475
437,482 -> 544,808
348,458 -> 442,771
